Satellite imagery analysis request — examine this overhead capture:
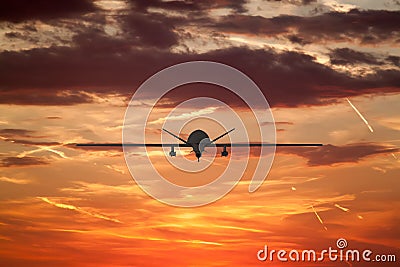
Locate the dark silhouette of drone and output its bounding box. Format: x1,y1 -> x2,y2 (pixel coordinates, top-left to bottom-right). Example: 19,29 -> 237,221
77,128 -> 322,162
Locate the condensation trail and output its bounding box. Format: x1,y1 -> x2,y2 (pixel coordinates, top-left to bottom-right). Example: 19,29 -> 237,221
17,146 -> 68,159
38,197 -> 122,223
311,205 -> 327,230
346,98 -> 374,133
13,139 -> 78,159
334,203 -> 350,212
43,147 -> 68,158
392,153 -> 398,160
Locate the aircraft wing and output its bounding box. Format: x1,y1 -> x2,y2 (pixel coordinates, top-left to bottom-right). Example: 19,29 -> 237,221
212,143 -> 322,147
76,143 -> 322,147
76,143 -> 192,147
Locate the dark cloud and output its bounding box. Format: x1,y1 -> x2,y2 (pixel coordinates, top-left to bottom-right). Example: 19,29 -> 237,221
279,143 -> 399,166
215,9 -> 400,44
199,48 -> 400,107
0,128 -> 34,138
387,56 -> 400,67
4,31 -> 24,38
218,0 -> 248,13
287,34 -> 310,45
1,5 -> 398,108
0,0 -> 96,22
264,0 -> 317,5
129,0 -> 200,12
0,156 -> 48,167
0,129 -> 61,146
123,13 -> 181,48
0,44 -> 400,107
329,48 -> 382,65
129,0 -> 248,13
46,116 -> 62,120
69,12 -> 182,50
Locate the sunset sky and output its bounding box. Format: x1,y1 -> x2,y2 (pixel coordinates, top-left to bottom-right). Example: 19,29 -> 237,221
0,0 -> 399,266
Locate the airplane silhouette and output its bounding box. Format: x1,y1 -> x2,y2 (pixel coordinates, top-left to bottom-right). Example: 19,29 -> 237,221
76,128 -> 322,162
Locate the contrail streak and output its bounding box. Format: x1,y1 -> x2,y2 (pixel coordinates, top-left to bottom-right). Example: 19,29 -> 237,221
334,203 -> 350,212
346,98 -> 374,133
50,228 -> 223,246
42,147 -> 68,158
38,197 -> 122,223
311,205 -> 327,230
17,146 -> 68,159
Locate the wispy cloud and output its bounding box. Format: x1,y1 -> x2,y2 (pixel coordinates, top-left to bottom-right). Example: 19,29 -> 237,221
149,107 -> 218,125
37,197 -> 122,224
104,164 -> 126,175
372,166 -> 387,173
0,176 -> 31,184
0,235 -> 12,241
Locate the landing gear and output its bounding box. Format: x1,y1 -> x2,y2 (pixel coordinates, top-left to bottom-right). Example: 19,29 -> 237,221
221,145 -> 228,157
169,146 -> 176,157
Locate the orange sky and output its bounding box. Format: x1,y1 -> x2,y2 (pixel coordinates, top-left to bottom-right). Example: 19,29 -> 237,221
0,0 -> 399,266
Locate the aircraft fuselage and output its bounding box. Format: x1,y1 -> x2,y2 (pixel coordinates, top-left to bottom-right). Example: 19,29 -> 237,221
187,129 -> 210,161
